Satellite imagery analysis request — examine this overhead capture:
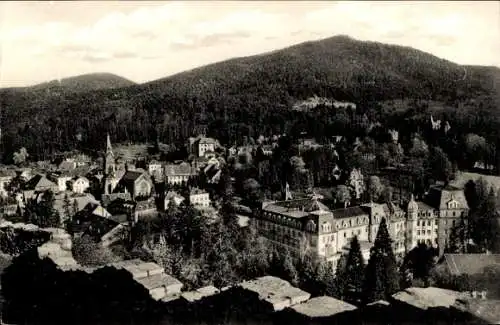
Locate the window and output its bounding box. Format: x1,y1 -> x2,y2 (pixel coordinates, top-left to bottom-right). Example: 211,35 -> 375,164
417,230 -> 420,235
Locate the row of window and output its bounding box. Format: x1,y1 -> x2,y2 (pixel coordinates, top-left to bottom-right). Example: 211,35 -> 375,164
416,229 -> 438,236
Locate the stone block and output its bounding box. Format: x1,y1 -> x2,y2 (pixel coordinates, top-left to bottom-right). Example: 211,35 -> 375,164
123,265 -> 148,279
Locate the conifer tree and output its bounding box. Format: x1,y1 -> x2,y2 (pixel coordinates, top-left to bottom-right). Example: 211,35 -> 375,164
363,217 -> 399,303
343,236 -> 365,304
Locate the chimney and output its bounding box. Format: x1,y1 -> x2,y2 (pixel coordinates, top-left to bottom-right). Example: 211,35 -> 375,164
471,291 -> 478,299
480,291 -> 487,300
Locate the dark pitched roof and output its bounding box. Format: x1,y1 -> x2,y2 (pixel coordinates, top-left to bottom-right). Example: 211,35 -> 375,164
332,206 -> 368,219
24,174 -> 57,191
121,170 -> 145,182
443,254 -> 500,276
164,162 -> 193,176
425,185 -> 468,210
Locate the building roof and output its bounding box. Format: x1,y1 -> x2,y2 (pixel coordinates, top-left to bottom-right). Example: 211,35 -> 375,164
24,174 -> 57,191
416,201 -> 435,211
453,298 -> 500,324
239,276 -> 310,311
121,170 -> 146,183
290,296 -> 357,318
263,198 -> 330,219
425,185 -> 469,210
165,191 -> 184,200
443,254 -> 500,276
58,160 -> 76,171
332,206 -> 367,219
92,205 -> 112,218
0,169 -> 17,178
392,287 -> 462,310
109,214 -> 128,224
198,137 -> 216,145
164,162 -> 193,176
190,188 -> 208,195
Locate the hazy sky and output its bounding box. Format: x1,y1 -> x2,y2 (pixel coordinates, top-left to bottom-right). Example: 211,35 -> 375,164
1,1 -> 499,87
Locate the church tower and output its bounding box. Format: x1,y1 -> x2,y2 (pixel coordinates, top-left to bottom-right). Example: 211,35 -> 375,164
104,134 -> 116,195
406,194 -> 419,252
105,133 -> 116,176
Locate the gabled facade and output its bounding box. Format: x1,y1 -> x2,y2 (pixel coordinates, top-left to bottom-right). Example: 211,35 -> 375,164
71,177 -> 90,194
116,170 -> 153,200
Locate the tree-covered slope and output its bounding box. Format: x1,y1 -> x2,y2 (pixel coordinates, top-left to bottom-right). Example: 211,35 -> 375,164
0,35 -> 499,162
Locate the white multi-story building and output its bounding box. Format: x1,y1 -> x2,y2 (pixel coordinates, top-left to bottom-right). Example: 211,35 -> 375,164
254,184 -> 468,273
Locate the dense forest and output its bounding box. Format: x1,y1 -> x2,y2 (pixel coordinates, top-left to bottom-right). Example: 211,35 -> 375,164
0,35 -> 499,165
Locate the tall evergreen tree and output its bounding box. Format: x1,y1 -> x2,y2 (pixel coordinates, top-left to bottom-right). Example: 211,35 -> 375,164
472,187 -> 497,252
363,217 -> 399,303
343,236 -> 366,304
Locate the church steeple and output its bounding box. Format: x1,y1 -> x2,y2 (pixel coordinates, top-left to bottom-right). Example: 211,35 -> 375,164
106,133 -> 113,156
104,133 -> 115,176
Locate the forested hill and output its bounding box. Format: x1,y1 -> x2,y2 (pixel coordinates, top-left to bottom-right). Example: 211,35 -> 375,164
0,35 -> 499,162
4,73 -> 136,94
139,35 -> 498,102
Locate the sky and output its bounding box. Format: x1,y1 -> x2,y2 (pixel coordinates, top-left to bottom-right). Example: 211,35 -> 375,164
0,1 -> 499,87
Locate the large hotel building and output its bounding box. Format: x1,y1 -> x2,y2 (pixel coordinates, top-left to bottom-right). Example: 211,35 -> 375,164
254,184 -> 468,271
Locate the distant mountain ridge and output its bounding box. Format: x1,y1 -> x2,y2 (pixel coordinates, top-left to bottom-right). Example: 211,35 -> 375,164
4,73 -> 136,94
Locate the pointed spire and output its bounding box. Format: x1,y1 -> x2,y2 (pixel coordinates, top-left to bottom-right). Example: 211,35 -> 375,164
106,133 -> 113,154
410,193 -> 415,202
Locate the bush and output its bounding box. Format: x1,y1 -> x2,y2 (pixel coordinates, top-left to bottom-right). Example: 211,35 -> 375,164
72,236 -> 120,267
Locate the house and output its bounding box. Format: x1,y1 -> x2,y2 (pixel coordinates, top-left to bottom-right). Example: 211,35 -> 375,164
188,136 -> 218,157
189,188 -> 211,208
18,168 -> 33,182
23,174 -> 59,194
115,170 -> 153,200
164,191 -> 185,210
260,145 -> 273,156
148,160 -> 163,181
48,172 -> 73,192
164,162 -> 194,185
130,198 -> 158,220
0,169 -> 16,197
438,254 -> 500,276
70,176 -> 90,194
52,192 -> 100,221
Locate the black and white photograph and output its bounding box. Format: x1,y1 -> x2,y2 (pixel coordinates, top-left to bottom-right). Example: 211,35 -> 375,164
0,1 -> 499,324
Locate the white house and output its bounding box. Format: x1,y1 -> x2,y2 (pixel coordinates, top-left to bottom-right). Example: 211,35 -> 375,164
189,188 -> 211,208
48,173 -> 73,193
148,160 -> 164,180
71,177 -> 90,194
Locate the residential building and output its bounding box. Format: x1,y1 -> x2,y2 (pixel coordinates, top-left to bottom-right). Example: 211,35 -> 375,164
0,169 -> 15,197
23,174 -> 59,195
189,188 -> 211,208
407,185 -> 469,255
148,160 -> 163,181
70,176 -> 90,194
437,254 -> 500,277
188,135 -> 217,157
48,172 -> 73,192
164,162 -> 194,185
